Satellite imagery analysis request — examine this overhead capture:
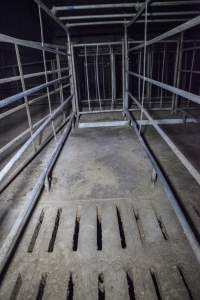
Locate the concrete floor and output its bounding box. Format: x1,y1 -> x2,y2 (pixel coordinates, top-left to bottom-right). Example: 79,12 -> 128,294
0,124 -> 200,299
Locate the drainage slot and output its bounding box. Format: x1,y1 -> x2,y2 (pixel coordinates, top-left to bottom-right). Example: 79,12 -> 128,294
98,273 -> 105,300
36,273 -> 47,300
97,208 -> 102,251
150,268 -> 162,300
10,273 -> 22,300
126,272 -> 136,300
116,206 -> 126,248
48,209 -> 62,252
66,273 -> 74,300
72,210 -> 80,251
177,265 -> 194,300
133,208 -> 144,244
156,216 -> 168,241
28,210 -> 45,253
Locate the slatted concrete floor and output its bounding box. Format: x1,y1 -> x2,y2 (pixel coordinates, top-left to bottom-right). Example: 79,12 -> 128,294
0,127 -> 200,299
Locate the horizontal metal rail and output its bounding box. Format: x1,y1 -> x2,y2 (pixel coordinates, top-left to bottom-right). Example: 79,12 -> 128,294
0,95 -> 73,187
0,115 -> 49,157
129,71 -> 200,105
128,92 -> 200,186
0,33 -> 66,56
126,109 -> 200,263
0,83 -> 70,121
66,21 -> 126,27
59,11 -> 200,21
129,16 -> 200,51
0,74 -> 71,109
0,67 -> 69,85
0,113 -> 74,276
52,1 -> 200,13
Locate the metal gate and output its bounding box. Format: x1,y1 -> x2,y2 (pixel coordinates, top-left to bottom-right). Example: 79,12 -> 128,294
73,42 -> 124,115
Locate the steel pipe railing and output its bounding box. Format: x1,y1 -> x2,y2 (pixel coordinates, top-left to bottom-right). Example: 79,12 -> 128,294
0,95 -> 73,188
129,71 -> 200,106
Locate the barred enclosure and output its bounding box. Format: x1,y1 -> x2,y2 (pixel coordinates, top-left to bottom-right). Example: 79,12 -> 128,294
0,1 -> 200,299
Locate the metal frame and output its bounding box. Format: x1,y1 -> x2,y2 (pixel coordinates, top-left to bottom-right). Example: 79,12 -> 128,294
0,0 -> 200,280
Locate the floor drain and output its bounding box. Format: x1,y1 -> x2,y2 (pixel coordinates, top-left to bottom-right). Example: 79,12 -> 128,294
66,273 -> 74,300
72,209 -> 80,251
28,210 -> 45,253
126,272 -> 136,300
97,208 -> 102,251
177,265 -> 194,300
150,268 -> 162,300
36,273 -> 47,300
116,206 -> 126,248
48,209 -> 62,252
98,273 -> 105,300
10,273 -> 22,300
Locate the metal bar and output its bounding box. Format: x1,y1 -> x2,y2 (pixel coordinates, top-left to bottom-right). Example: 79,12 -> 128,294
160,44 -> 166,108
124,25 -> 129,112
129,71 -> 200,105
84,46 -> 91,110
66,21 -> 126,27
34,0 -> 68,34
52,1 -> 200,12
0,75 -> 70,109
56,49 -> 66,120
0,83 -> 70,121
0,67 -> 68,85
189,46 -> 196,92
69,35 -> 79,118
15,44 -> 35,146
0,115 -> 49,158
129,16 -> 200,51
96,45 -> 102,110
137,118 -> 197,126
0,33 -> 66,55
127,0 -> 152,27
38,4 -> 57,139
126,109 -> 200,264
0,113 -> 74,276
128,92 -> 200,186
174,33 -> 184,113
78,121 -> 129,128
0,95 -> 73,187
59,11 -> 200,21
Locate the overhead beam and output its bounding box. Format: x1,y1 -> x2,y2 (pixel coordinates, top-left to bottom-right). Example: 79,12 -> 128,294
129,15 -> 200,51
52,1 -> 200,13
59,11 -> 200,21
127,0 -> 152,27
33,0 -> 68,34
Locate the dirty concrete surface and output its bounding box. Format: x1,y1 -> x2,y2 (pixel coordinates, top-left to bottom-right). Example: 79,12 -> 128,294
0,123 -> 200,299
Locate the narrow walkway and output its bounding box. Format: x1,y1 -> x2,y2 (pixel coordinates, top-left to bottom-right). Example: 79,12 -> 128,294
0,127 -> 200,299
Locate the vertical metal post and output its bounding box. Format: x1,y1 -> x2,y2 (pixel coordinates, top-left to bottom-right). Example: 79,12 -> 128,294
38,5 -> 57,140
15,44 -> 35,150
56,49 -> 66,120
188,44 -> 196,106
172,33 -> 184,113
160,43 -> 166,108
67,31 -> 79,119
84,46 -> 91,111
122,42 -> 125,107
96,45 -> 102,110
111,46 -> 116,110
124,24 -> 129,113
102,54 -> 106,100
138,49 -> 142,101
